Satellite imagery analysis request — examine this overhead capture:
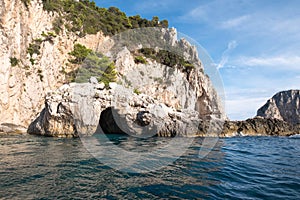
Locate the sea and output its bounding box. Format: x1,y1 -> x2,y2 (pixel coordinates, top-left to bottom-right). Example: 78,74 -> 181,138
1,134 -> 299,199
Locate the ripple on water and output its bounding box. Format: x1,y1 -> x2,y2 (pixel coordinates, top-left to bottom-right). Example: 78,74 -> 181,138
0,135 -> 299,199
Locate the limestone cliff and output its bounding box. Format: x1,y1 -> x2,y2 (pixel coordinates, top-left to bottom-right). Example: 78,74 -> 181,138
257,90 -> 300,125
1,0 -> 225,137
0,0 -> 106,127
27,28 -> 226,137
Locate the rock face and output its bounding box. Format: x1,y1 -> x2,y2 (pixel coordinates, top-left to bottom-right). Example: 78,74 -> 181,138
0,0 -> 107,127
1,1 -> 225,137
257,90 -> 300,125
221,117 -> 299,137
27,26 -> 226,137
28,78 -> 203,137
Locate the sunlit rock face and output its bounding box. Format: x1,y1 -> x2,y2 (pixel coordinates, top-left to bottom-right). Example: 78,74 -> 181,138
257,90 -> 300,125
0,0 -> 107,127
1,1 -> 225,137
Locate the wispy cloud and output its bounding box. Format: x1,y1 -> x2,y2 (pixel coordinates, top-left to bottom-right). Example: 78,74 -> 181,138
220,15 -> 250,29
178,4 -> 209,23
217,40 -> 238,69
232,55 -> 300,70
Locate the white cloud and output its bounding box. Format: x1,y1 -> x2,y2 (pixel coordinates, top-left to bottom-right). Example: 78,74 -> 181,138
232,55 -> 300,70
225,97 -> 267,120
220,15 -> 250,29
217,40 -> 238,69
179,4 -> 209,23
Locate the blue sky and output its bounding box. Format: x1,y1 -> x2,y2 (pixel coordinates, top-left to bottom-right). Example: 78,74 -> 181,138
95,0 -> 300,120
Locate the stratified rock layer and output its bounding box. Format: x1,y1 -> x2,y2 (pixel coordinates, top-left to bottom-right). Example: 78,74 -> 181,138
257,90 -> 300,125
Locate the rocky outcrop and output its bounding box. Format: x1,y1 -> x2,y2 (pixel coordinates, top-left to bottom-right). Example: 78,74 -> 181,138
28,78 -> 204,137
257,90 -> 300,125
221,90 -> 300,137
221,117 -> 299,137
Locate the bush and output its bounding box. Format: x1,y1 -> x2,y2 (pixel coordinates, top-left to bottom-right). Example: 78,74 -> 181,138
42,0 -> 169,36
133,88 -> 141,95
10,57 -> 19,67
138,48 -> 195,73
67,52 -> 117,87
68,44 -> 92,64
27,39 -> 42,57
21,0 -> 31,7
29,58 -> 35,65
134,56 -> 147,64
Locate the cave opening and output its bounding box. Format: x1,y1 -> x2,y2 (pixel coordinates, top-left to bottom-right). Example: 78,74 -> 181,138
97,107 -> 127,135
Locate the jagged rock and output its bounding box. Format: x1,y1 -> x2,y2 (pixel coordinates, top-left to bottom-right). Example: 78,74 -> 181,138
220,90 -> 300,137
257,90 -> 300,125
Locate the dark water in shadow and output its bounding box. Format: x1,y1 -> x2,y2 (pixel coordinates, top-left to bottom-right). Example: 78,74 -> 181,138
0,135 -> 299,199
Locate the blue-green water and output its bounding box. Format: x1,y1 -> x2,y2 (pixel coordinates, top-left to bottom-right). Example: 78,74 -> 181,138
1,134 -> 299,199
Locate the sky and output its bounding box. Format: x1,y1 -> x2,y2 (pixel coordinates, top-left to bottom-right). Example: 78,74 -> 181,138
95,0 -> 300,120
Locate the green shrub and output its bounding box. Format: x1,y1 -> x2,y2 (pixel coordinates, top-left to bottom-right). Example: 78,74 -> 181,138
133,88 -> 141,95
137,48 -> 195,73
134,56 -> 147,64
67,52 -> 117,87
41,31 -> 57,42
27,38 -> 43,65
10,57 -> 19,67
21,0 -> 31,7
42,0 -> 169,36
27,39 -> 42,57
68,44 -> 92,64
29,58 -> 35,65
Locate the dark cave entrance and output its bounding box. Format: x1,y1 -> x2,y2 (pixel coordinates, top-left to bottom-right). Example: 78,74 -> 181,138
97,107 -> 127,135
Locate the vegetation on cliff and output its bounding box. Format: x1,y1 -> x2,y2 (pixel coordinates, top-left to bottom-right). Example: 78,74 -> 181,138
137,48 -> 195,73
41,0 -> 168,36
67,44 -> 117,86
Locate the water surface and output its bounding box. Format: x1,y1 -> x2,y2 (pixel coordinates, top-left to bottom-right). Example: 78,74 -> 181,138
1,134 -> 299,199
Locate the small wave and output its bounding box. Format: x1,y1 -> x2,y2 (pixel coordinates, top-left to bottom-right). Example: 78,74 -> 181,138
289,134 -> 300,138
